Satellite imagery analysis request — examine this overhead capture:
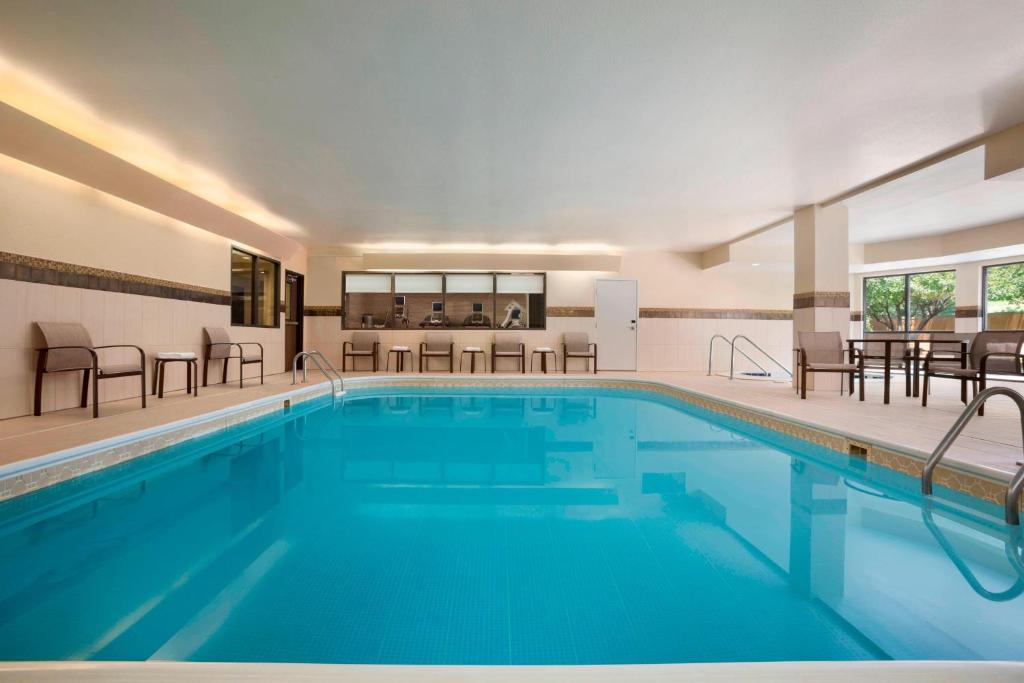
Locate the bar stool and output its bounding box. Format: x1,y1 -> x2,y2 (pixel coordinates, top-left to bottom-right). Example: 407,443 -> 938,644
460,346 -> 486,373
153,352 -> 199,398
531,347 -> 558,373
386,345 -> 414,372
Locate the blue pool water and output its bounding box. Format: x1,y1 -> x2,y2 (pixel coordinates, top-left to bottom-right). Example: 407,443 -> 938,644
1,386 -> 1022,664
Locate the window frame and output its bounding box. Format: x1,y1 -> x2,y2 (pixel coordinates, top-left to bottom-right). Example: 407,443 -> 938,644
862,268 -> 956,335
230,246 -> 281,329
982,259 -> 1024,331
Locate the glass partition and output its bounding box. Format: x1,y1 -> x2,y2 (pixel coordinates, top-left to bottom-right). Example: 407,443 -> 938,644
341,271 -> 546,329
445,274 -> 495,328
342,273 -> 392,329
395,273 -> 444,329
984,261 -> 1024,330
496,273 -> 546,330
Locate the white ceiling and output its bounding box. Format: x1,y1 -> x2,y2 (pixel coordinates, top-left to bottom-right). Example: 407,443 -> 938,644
2,0 -> 1024,251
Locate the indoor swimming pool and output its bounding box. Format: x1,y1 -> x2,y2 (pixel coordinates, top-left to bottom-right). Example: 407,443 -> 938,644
0,386 -> 1021,664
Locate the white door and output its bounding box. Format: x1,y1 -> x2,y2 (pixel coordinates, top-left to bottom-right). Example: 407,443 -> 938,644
595,279 -> 638,370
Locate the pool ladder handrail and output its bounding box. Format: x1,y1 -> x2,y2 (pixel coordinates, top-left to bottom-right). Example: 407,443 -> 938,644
707,334 -> 791,380
921,386 -> 1024,525
728,335 -> 793,380
292,350 -> 345,401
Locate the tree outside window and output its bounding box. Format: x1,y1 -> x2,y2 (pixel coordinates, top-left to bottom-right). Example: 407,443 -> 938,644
864,271 -> 955,333
984,262 -> 1024,330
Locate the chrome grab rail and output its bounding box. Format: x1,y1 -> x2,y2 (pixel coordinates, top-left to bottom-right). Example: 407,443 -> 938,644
729,335 -> 793,380
292,350 -> 345,401
708,335 -> 766,377
921,386 -> 1024,525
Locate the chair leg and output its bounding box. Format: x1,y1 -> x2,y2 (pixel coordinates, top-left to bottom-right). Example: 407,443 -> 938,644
260,360 -> 264,385
34,354 -> 46,416
905,363 -> 911,397
92,371 -> 99,418
922,373 -> 929,407
152,361 -> 160,395
800,364 -> 807,399
81,368 -> 91,408
979,373 -> 987,416
157,362 -> 165,398
239,359 -> 244,389
960,378 -> 967,404
450,352 -> 454,374
187,361 -> 193,394
593,349 -> 598,374
222,358 -> 228,385
203,356 -> 209,387
140,369 -> 147,409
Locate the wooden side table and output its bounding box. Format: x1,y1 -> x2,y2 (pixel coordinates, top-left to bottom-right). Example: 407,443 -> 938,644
153,353 -> 199,398
460,347 -> 486,373
531,347 -> 558,373
386,346 -> 414,372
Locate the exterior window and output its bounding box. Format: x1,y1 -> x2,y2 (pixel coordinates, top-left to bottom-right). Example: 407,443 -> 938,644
984,261 -> 1024,330
231,247 -> 280,327
863,270 -> 955,333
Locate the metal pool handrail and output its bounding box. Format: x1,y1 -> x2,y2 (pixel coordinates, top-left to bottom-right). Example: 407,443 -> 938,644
921,386 -> 1024,525
729,335 -> 792,380
707,335 -> 767,377
292,350 -> 345,401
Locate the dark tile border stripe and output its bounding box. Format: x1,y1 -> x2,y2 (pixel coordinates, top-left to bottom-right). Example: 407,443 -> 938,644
793,291 -> 850,309
0,251 -> 231,305
304,306 -> 343,317
850,311 -> 863,322
547,306 -> 595,317
955,306 -> 981,319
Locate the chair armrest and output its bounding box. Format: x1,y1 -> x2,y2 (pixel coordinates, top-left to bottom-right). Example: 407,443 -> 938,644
236,342 -> 263,356
36,345 -> 99,367
420,342 -> 427,354
342,341 -> 352,353
979,352 -> 1024,374
94,344 -> 146,365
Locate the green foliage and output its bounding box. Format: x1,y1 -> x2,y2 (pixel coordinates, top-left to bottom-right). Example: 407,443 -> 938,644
986,263 -> 1024,312
864,275 -> 905,332
864,271 -> 956,332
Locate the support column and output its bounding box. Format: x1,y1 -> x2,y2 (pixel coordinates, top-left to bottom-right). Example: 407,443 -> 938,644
954,262 -> 982,333
793,204 -> 850,391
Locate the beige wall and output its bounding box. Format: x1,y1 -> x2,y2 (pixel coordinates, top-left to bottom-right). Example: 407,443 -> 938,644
304,247 -> 794,374
0,155 -> 307,419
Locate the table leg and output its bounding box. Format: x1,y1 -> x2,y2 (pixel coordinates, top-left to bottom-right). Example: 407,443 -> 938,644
541,353 -> 548,373
912,341 -> 921,397
471,353 -> 476,373
186,360 -> 193,395
883,340 -> 891,405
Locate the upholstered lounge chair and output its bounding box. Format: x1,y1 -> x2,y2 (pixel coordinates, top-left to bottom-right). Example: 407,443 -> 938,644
33,322 -> 146,418
202,327 -> 263,388
492,332 -> 525,373
343,331 -> 380,371
795,331 -> 864,400
420,331 -> 454,372
563,332 -> 597,374
922,330 -> 1024,415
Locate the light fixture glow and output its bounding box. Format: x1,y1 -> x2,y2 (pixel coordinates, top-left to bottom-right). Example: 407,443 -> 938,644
357,241 -> 619,255
0,52 -> 304,238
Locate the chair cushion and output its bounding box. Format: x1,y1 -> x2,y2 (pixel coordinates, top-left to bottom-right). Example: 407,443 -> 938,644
243,351 -> 262,361
928,364 -> 979,377
36,322 -> 95,371
98,363 -> 142,376
156,352 -> 197,360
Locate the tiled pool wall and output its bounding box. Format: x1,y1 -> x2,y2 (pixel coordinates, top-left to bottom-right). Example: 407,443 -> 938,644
0,376 -> 1017,516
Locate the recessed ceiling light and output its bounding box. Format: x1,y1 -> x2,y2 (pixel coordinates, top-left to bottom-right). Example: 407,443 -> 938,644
752,262 -> 760,266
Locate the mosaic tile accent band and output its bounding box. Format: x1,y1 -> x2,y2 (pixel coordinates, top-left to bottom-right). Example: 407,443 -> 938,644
0,376 -> 1016,516
0,250 -> 231,305
955,306 -> 981,318
640,307 -> 792,320
793,291 -> 851,309
303,306 -> 793,320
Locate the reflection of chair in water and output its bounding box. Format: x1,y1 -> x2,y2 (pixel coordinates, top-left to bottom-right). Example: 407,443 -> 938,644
386,396 -> 413,414
558,396 -> 597,423
530,397 -> 557,413
458,396 -> 486,415
420,395 -> 455,418
921,506 -> 1024,602
491,396 -> 526,417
